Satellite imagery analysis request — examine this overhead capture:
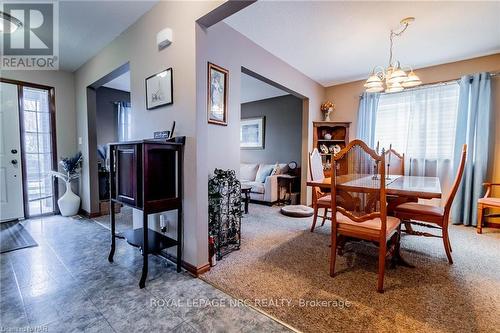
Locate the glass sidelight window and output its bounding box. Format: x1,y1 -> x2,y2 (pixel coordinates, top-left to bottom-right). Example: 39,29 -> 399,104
22,87 -> 55,216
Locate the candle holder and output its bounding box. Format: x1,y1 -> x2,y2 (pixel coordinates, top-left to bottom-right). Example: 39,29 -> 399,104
372,163 -> 379,180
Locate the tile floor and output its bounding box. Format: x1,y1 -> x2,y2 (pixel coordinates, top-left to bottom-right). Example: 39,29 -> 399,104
0,215 -> 292,333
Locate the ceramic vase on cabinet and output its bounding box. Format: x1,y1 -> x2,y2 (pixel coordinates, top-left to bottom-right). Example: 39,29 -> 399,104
58,180 -> 80,216
323,107 -> 334,121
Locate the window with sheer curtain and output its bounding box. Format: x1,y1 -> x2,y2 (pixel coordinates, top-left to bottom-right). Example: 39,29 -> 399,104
373,82 -> 460,196
117,102 -> 131,142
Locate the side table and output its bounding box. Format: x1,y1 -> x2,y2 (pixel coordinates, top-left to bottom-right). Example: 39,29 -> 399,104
277,175 -> 298,206
241,185 -> 251,214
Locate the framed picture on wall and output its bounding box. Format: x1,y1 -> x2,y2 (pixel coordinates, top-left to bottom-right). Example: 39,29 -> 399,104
240,117 -> 265,149
207,62 -> 228,125
146,68 -> 173,110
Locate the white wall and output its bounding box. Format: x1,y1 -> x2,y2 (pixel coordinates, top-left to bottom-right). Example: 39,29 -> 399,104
1,70 -> 77,197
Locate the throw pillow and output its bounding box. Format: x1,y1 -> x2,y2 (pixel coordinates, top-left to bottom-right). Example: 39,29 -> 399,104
240,163 -> 259,181
255,164 -> 275,183
271,162 -> 280,175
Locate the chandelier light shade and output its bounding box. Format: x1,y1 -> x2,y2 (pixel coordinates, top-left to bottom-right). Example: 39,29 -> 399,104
402,70 -> 422,88
363,74 -> 384,92
364,17 -> 422,93
386,82 -> 404,93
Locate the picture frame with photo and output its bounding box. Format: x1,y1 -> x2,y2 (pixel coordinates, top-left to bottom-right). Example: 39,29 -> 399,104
240,117 -> 265,150
207,62 -> 228,125
146,68 -> 173,110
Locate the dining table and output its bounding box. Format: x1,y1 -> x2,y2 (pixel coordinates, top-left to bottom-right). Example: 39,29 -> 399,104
307,174 -> 442,200
307,174 -> 442,267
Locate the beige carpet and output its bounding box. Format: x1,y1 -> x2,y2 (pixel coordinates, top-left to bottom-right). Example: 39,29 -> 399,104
200,204 -> 500,333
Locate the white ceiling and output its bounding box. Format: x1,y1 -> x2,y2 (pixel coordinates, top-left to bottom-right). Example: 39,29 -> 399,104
103,71 -> 130,92
241,72 -> 288,103
225,1 -> 500,86
59,1 -> 157,71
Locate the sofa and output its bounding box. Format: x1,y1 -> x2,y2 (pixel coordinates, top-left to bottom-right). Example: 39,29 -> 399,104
240,163 -> 289,204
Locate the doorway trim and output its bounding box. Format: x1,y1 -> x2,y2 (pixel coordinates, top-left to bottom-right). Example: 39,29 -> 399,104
0,78 -> 59,218
85,62 -> 130,216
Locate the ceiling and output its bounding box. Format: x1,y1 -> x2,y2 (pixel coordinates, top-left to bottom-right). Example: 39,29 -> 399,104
103,71 -> 130,92
225,1 -> 500,86
241,72 -> 288,103
59,1 -> 157,71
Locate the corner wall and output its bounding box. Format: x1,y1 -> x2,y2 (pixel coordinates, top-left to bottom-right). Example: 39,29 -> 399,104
74,1 -> 221,268
196,21 -> 325,205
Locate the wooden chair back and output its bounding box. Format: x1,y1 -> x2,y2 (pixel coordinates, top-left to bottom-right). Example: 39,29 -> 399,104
385,148 -> 405,175
309,148 -> 325,202
331,139 -> 387,236
444,144 -> 467,213
309,148 -> 324,182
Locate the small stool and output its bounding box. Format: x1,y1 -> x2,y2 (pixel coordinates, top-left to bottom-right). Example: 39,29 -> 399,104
280,205 -> 314,218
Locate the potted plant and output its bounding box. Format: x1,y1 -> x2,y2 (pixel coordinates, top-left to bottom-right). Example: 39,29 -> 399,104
50,152 -> 83,216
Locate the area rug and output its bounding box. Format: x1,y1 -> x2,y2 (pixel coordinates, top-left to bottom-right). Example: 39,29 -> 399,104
200,204 -> 500,333
0,221 -> 38,253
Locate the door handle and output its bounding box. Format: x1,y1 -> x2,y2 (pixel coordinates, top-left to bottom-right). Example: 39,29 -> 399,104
11,159 -> 18,165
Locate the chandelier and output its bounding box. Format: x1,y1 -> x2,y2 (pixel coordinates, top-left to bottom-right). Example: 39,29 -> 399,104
364,17 -> 422,93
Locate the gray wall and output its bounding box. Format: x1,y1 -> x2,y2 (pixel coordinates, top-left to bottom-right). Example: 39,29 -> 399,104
241,95 -> 302,165
96,87 -> 130,147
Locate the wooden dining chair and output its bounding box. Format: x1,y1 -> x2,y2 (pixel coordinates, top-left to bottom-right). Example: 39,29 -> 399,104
309,148 -> 330,232
330,140 -> 402,293
477,182 -> 500,234
385,148 -> 405,175
394,144 -> 467,264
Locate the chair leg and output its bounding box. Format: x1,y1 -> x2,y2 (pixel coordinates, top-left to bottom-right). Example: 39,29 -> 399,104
442,226 -> 453,264
311,205 -> 319,232
403,220 -> 414,234
330,231 -> 338,277
377,240 -> 387,293
321,208 -> 328,226
477,204 -> 484,234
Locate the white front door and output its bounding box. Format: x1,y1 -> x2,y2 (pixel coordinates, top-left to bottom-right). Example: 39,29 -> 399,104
0,82 -> 24,222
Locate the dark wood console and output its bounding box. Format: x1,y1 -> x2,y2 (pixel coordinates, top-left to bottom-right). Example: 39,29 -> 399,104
107,137 -> 185,288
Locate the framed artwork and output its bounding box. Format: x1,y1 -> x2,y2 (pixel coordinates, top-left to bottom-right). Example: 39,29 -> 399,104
240,117 -> 265,149
207,62 -> 228,125
146,68 -> 173,110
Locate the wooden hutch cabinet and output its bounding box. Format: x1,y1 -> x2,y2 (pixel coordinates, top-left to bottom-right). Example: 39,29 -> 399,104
312,122 -> 351,177
107,137 -> 185,288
